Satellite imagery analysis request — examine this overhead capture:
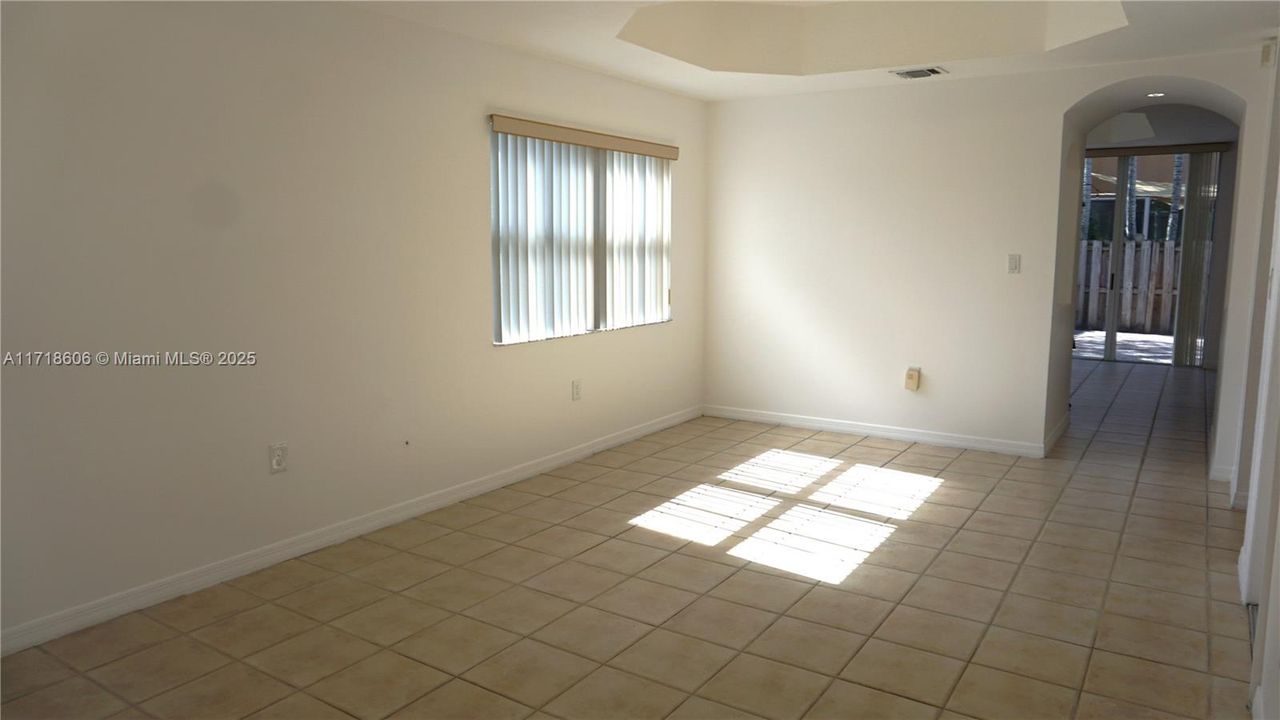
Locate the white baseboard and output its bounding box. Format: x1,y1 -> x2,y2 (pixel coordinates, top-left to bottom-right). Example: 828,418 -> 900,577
1044,412 -> 1070,453
702,405 -> 1045,458
1210,462 -> 1237,483
1,406 -> 702,654
1237,544 -> 1251,605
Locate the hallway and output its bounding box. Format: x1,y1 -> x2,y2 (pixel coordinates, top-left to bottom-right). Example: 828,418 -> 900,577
1062,358 -> 1247,718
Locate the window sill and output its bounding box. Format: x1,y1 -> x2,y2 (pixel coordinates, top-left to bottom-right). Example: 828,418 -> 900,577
493,317 -> 673,347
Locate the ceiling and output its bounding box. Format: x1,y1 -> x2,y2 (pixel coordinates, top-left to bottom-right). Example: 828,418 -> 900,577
366,1 -> 1280,100
1086,104 -> 1239,148
615,2 -> 1129,76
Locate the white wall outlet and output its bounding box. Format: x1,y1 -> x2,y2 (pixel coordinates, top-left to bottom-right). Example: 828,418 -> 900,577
905,367 -> 921,391
571,379 -> 582,402
1007,253 -> 1022,274
268,442 -> 288,474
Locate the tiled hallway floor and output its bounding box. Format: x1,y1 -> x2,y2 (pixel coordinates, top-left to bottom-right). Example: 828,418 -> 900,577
1073,331 -> 1174,365
3,362 -> 1252,719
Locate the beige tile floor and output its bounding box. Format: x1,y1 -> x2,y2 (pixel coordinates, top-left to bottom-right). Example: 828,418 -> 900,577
2,361 -> 1252,720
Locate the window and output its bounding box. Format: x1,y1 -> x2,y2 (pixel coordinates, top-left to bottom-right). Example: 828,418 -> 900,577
490,116 -> 674,344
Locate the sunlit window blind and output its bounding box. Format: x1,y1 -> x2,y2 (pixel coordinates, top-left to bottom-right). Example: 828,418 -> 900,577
603,151 -> 671,331
491,129 -> 671,345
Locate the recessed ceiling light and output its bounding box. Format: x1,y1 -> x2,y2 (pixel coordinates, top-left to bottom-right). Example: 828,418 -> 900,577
1146,92 -> 1166,98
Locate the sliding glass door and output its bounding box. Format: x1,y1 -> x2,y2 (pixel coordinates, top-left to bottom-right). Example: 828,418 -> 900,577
1075,149 -> 1219,366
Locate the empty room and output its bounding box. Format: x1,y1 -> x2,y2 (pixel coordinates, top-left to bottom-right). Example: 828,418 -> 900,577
5,1 -> 1280,718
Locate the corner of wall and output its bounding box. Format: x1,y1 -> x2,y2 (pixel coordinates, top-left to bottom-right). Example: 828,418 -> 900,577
1045,410 -> 1071,455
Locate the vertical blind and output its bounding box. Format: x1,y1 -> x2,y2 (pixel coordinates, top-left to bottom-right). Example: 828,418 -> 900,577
491,128 -> 672,344
603,151 -> 671,331
1172,151 -> 1220,367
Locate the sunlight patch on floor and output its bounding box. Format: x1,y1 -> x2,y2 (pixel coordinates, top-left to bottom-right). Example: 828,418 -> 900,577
809,464 -> 942,519
718,449 -> 842,494
726,504 -> 894,583
763,502 -> 897,550
630,453 -> 943,584
628,483 -> 779,545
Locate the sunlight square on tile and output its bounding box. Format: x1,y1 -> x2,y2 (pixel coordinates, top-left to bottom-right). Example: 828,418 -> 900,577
809,464 -> 942,519
765,503 -> 896,551
629,484 -> 779,546
719,450 -> 842,494
727,504 -> 894,583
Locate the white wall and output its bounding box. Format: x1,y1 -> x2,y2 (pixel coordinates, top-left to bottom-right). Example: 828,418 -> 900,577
706,51 -> 1274,458
1199,61 -> 1280,490
1242,122 -> 1280,715
1239,47 -> 1280,715
1,3 -> 708,637
706,75 -> 1062,455
1047,123 -> 1086,449
1233,59 -> 1280,510
1244,218 -> 1280,718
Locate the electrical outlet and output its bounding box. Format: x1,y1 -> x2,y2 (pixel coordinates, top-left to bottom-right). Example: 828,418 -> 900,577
268,442 -> 288,474
571,379 -> 582,402
905,367 -> 921,392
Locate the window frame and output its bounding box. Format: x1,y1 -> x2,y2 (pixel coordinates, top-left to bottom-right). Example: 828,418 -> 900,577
489,122 -> 674,347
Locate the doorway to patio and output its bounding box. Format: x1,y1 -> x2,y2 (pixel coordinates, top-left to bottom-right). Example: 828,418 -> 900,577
1073,143 -> 1230,367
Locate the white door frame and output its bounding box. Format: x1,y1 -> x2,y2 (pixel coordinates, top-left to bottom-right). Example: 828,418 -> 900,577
1246,315 -> 1279,713
1103,156 -> 1132,361
1243,145 -> 1280,718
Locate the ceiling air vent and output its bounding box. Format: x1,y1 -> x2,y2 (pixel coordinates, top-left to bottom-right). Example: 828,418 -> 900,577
892,66 -> 948,80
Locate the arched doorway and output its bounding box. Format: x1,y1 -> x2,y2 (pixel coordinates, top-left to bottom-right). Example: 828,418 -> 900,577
1046,76 -> 1250,473
1072,105 -> 1239,367
1048,73 -> 1280,706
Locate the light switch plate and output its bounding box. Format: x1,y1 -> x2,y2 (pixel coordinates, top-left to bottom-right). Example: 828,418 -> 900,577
1007,254 -> 1022,274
